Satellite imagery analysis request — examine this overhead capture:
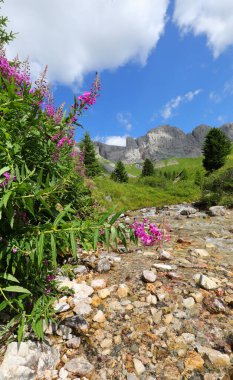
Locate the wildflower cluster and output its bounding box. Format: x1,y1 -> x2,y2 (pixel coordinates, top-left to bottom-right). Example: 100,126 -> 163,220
0,52 -> 30,87
0,171 -> 16,188
130,218 -> 171,246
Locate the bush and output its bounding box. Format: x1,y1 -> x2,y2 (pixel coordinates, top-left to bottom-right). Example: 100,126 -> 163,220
80,132 -> 101,177
201,167 -> 233,207
202,128 -> 231,173
141,158 -> 154,177
111,161 -> 128,183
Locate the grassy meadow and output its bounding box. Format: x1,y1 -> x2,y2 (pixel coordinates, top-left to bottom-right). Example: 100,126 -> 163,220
93,151 -> 233,212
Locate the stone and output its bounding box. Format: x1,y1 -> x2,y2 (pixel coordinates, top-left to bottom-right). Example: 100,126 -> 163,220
100,338 -> 113,349
179,206 -> 197,215
66,337 -> 81,349
73,265 -> 87,275
183,297 -> 195,309
184,351 -> 204,371
153,263 -> 174,271
98,288 -> 110,299
0,341 -> 60,380
127,374 -> 139,380
91,278 -> 107,289
159,250 -> 172,260
97,258 -> 111,273
63,315 -> 89,332
209,206 -> 226,216
56,325 -> 72,340
142,270 -> 157,283
146,294 -> 157,305
197,346 -> 231,367
163,313 -> 173,324
72,283 -> 94,299
54,302 -> 70,313
64,356 -> 94,378
193,273 -> 218,290
117,284 -> 129,298
59,367 -> 69,379
182,333 -> 195,343
193,248 -> 209,257
191,292 -> 204,303
93,310 -> 106,323
73,299 -> 92,316
133,358 -> 145,376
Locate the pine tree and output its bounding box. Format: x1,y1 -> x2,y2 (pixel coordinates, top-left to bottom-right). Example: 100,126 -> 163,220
111,161 -> 128,183
80,132 -> 101,177
203,128 -> 231,173
141,158 -> 154,177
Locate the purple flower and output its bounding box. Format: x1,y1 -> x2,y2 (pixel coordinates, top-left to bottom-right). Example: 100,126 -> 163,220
12,247 -> 18,253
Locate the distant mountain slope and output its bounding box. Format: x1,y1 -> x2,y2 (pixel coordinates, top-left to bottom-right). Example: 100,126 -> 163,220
95,123 -> 233,163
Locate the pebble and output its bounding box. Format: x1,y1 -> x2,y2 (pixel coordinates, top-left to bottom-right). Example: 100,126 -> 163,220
133,358 -> 146,376
93,310 -> 106,323
159,250 -> 172,260
193,248 -> 210,257
97,258 -> 111,273
91,279 -> 107,289
197,346 -> 231,367
142,270 -> 157,282
209,206 -> 226,216
54,302 -> 70,314
117,284 -> 129,298
183,297 -> 195,309
64,356 -> 94,377
98,288 -> 110,299
100,338 -> 113,349
153,263 -> 173,271
193,273 -> 219,290
66,337 -> 81,349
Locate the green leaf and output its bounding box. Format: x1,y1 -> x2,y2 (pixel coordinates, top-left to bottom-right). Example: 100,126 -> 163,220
17,312 -> 25,343
109,210 -> 122,225
70,231 -> 77,259
0,300 -> 8,312
50,234 -> 57,267
54,204 -> 71,226
0,166 -> 10,177
0,272 -> 19,283
37,233 -> 45,267
3,286 -> 31,294
104,229 -> 110,251
3,190 -> 12,208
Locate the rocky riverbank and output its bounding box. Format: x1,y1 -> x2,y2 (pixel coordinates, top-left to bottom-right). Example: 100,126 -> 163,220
0,204 -> 232,380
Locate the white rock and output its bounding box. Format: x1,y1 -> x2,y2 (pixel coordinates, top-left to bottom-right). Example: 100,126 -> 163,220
117,284 -> 129,298
146,294 -> 157,305
183,297 -> 195,309
0,341 -> 60,380
98,288 -> 110,299
193,273 -> 218,290
209,206 -> 226,216
73,299 -> 92,316
193,248 -> 209,257
72,283 -> 94,298
56,325 -> 72,340
133,358 -> 146,376
91,279 -> 107,290
59,367 -> 69,379
64,356 -> 94,377
127,373 -> 139,380
179,206 -> 197,215
159,250 -> 172,260
54,302 -> 70,313
142,270 -> 157,282
100,338 -> 113,348
181,333 -> 195,343
66,337 -> 81,349
197,346 -> 230,367
153,263 -> 174,271
93,310 -> 106,323
97,258 -> 111,273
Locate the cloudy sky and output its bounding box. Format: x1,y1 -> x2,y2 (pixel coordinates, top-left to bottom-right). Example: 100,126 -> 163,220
2,0 -> 233,145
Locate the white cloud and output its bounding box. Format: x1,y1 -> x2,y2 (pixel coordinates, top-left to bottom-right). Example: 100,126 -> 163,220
209,91 -> 221,103
224,78 -> 233,95
173,0 -> 233,57
117,112 -> 132,131
2,0 -> 169,86
161,89 -> 202,119
94,135 -> 128,146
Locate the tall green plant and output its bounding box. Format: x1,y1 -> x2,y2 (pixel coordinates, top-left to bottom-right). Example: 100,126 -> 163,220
80,132 -> 101,177
202,128 -> 231,173
111,161 -> 128,183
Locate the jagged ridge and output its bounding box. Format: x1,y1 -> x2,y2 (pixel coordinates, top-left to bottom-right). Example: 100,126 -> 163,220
95,124 -> 233,163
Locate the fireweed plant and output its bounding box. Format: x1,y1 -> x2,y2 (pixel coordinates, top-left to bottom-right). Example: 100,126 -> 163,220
0,50 -> 134,343
130,218 -> 171,247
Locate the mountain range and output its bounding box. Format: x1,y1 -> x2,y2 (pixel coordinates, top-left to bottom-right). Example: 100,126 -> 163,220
94,123 -> 233,163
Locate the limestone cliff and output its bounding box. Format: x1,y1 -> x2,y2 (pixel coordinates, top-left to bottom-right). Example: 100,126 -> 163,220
94,124 -> 233,163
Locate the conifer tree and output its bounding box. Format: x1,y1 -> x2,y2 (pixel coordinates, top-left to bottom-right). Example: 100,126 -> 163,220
202,128 -> 231,173
111,161 -> 128,182
80,132 -> 101,177
141,158 -> 154,177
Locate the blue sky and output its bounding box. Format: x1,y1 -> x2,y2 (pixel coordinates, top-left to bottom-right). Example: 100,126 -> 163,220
3,0 -> 233,145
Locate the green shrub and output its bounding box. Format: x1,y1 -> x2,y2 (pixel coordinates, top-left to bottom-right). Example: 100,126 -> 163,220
203,128 -> 231,173
80,132 -> 101,177
111,161 -> 128,183
201,167 -> 233,207
141,159 -> 154,177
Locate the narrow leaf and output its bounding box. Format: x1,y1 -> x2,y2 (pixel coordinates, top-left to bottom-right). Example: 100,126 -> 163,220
38,233 -> 45,267
3,286 -> 31,294
50,234 -> 57,267
70,231 -> 77,259
0,272 -> 19,283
